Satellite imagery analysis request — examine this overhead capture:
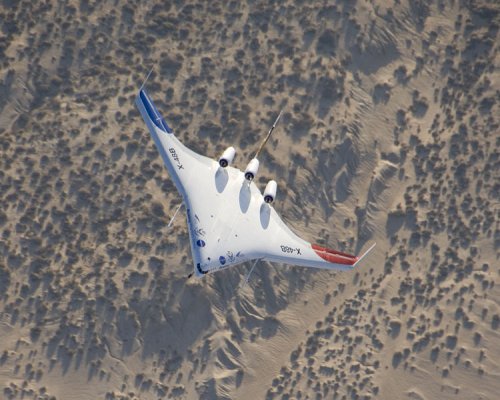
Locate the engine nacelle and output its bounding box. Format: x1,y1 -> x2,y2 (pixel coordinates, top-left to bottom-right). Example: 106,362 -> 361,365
244,158 -> 260,181
263,180 -> 277,203
218,146 -> 236,168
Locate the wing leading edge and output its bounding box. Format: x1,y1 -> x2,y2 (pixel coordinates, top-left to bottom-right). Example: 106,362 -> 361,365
136,89 -> 375,277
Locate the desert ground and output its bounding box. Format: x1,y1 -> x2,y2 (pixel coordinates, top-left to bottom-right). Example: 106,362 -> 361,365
0,0 -> 499,399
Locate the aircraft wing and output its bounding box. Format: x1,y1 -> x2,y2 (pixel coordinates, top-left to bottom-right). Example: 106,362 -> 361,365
136,89 -> 375,277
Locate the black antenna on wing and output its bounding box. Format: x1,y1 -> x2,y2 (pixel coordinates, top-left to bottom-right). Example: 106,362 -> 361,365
254,110 -> 283,159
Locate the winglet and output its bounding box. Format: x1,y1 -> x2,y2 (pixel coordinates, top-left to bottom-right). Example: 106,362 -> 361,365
354,243 -> 376,267
137,89 -> 173,134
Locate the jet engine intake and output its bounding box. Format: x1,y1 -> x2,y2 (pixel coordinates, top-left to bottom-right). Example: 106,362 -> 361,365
218,146 -> 236,167
244,158 -> 260,181
263,180 -> 277,203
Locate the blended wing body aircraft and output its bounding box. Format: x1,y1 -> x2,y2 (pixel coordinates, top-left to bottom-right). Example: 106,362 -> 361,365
136,89 -> 375,278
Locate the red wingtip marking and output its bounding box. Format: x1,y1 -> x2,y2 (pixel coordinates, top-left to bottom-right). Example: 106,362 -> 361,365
312,244 -> 358,265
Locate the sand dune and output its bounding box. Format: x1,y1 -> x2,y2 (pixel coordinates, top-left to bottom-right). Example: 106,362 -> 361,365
0,1 -> 499,399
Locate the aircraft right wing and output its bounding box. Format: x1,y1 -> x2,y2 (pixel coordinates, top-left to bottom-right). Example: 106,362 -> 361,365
246,203 -> 376,272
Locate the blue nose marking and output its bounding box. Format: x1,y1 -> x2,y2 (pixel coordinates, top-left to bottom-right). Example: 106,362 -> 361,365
196,240 -> 206,247
219,256 -> 226,265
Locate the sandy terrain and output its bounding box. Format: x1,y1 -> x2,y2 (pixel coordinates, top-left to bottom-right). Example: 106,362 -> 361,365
0,0 -> 499,399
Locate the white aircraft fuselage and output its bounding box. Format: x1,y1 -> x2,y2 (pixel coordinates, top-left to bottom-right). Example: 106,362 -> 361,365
136,89 -> 374,277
